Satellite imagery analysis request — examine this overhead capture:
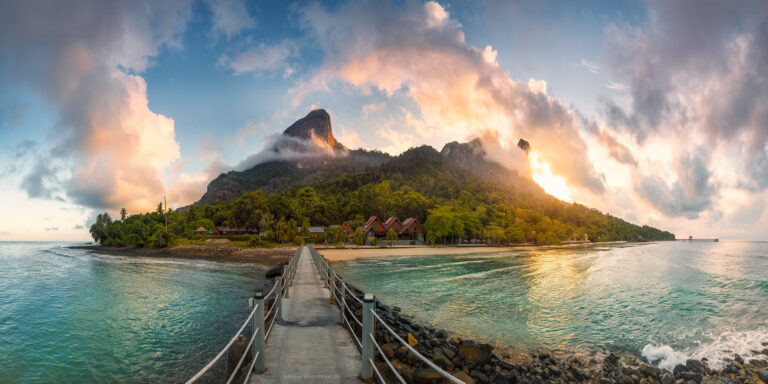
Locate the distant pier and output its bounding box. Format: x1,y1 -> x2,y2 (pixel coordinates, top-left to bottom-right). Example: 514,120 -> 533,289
678,236 -> 719,242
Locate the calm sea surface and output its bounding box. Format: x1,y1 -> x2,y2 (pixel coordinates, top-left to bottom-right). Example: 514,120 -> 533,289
334,241 -> 768,369
0,242 -> 265,383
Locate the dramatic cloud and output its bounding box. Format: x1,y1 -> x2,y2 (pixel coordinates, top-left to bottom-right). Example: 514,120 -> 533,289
206,0 -> 255,39
602,0 -> 768,189
293,0 -> 605,194
221,40 -> 297,77
0,0 -> 192,212
634,149 -> 717,219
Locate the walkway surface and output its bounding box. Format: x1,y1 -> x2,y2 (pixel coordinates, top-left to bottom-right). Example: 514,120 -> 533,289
251,246 -> 361,383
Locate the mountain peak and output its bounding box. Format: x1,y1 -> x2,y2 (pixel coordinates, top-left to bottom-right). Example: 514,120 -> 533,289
282,109 -> 338,147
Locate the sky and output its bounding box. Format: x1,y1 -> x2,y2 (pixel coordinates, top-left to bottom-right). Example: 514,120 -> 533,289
1,0 -> 767,241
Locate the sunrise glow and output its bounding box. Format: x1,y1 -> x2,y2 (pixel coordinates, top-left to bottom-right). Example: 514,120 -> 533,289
529,151 -> 573,202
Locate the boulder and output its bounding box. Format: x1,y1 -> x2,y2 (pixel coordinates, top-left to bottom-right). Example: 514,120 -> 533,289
414,367 -> 443,384
453,370 -> 475,384
758,369 -> 768,383
661,372 -> 674,384
686,359 -> 706,373
458,342 -> 494,366
432,349 -> 454,371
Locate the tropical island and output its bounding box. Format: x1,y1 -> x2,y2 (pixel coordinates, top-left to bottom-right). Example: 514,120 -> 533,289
87,109 -> 674,253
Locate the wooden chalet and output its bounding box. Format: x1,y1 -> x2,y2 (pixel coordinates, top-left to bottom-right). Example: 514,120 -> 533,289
340,221 -> 354,237
362,216 -> 386,237
382,217 -> 402,233
398,217 -> 424,240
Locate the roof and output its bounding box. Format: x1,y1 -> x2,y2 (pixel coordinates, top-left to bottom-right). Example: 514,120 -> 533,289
195,226 -> 207,232
399,218 -> 421,234
309,227 -> 325,233
362,216 -> 383,232
383,217 -> 401,228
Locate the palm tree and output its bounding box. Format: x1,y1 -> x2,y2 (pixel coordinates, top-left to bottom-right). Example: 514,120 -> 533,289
120,208 -> 127,221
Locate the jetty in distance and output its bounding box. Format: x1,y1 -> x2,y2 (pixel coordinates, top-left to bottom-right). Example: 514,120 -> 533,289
678,236 -> 719,242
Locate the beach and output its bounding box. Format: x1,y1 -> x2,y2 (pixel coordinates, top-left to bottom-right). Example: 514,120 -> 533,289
318,241 -> 626,261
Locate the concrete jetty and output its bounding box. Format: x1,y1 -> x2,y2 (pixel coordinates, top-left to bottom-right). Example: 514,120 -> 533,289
250,246 -> 361,383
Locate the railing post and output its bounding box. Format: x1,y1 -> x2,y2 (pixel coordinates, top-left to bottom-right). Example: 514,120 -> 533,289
276,276 -> 283,321
361,293 -> 375,380
329,268 -> 336,303
253,290 -> 266,374
337,281 -> 346,325
283,265 -> 290,298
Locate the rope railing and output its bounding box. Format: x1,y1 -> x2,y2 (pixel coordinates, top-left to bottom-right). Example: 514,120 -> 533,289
185,245 -> 301,384
307,245 -> 466,384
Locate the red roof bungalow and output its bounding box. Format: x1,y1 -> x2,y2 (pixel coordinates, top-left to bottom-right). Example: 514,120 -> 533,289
195,226 -> 207,233
340,221 -> 354,237
362,216 -> 386,237
382,217 -> 402,233
398,217 -> 424,240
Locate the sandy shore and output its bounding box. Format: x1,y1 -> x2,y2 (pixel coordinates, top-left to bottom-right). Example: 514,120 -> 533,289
317,241 -> 627,261
70,244 -> 295,266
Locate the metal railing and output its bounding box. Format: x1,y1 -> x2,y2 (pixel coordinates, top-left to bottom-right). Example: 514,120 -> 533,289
185,246 -> 301,384
307,245 -> 465,384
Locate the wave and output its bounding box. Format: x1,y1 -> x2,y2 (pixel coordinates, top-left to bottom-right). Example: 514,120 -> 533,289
642,326 -> 768,369
641,344 -> 689,370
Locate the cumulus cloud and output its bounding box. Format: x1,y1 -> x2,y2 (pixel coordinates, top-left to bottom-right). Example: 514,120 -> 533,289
293,0 -> 605,194
221,41 -> 297,77
602,0 -> 768,184
0,0 -> 192,212
234,132 -> 347,172
634,149 -> 717,219
206,0 -> 255,39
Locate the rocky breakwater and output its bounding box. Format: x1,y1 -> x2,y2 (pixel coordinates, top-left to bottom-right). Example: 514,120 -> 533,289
338,284 -> 768,384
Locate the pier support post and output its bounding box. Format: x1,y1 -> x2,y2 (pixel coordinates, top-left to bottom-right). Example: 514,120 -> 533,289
253,290 -> 266,374
361,293 -> 375,380
276,276 -> 283,322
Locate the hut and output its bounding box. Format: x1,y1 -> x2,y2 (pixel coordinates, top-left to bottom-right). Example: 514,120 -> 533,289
340,221 -> 355,237
399,218 -> 424,241
362,216 -> 386,237
195,226 -> 207,234
382,217 -> 402,233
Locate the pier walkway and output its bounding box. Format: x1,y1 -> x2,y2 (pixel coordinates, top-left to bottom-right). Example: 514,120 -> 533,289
250,246 -> 360,383
186,245 -> 464,384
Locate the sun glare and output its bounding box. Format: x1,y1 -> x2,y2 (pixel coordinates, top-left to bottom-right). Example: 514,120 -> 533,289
529,151 -> 573,202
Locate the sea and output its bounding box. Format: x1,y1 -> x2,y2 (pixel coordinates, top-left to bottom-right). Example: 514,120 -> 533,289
334,241 -> 768,370
0,242 -> 266,383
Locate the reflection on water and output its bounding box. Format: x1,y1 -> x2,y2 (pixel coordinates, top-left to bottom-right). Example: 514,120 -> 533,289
0,242 -> 264,383
334,241 -> 768,366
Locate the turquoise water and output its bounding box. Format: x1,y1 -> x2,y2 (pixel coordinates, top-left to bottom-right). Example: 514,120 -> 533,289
0,242 -> 265,383
334,241 -> 768,369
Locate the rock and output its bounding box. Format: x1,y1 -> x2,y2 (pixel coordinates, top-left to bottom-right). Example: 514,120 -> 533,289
458,341 -> 494,366
734,354 -> 745,364
699,379 -> 718,384
758,369 -> 768,383
679,371 -> 702,383
661,372 -> 674,384
673,364 -> 689,375
441,347 -> 456,360
471,370 -> 490,383
391,358 -> 414,380
639,364 -> 661,378
686,359 -> 706,373
432,350 -> 454,371
265,264 -> 285,279
453,370 -> 475,384
414,367 -> 443,384
605,353 -> 620,367
494,374 -> 510,384
381,343 -> 397,359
